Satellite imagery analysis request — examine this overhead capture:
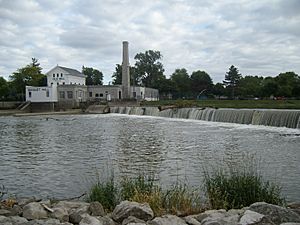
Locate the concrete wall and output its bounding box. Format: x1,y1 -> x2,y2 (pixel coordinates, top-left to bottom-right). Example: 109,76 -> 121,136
87,85 -> 122,101
26,86 -> 58,102
144,87 -> 159,101
57,85 -> 87,109
0,101 -> 22,109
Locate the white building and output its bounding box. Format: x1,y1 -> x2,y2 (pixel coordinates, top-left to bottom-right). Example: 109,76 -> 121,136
26,65 -> 86,103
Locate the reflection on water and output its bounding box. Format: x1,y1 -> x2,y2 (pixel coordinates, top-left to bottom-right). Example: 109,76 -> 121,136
0,114 -> 299,201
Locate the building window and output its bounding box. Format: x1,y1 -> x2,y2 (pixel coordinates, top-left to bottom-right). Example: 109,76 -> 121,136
29,91 -> 32,98
89,92 -> 92,97
59,91 -> 65,99
53,74 -> 55,78
46,90 -> 49,97
57,82 -> 59,85
61,73 -> 63,77
51,82 -> 53,86
57,73 -> 59,77
133,92 -> 136,98
95,93 -> 99,97
100,93 -> 104,97
62,82 -> 65,85
67,91 -> 73,99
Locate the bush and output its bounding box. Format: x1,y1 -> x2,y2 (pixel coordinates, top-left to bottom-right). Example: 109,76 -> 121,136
204,169 -> 285,209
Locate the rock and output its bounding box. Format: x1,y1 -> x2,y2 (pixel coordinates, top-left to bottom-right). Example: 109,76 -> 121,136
193,209 -> 226,223
249,202 -> 300,224
0,209 -> 12,216
79,215 -> 103,225
287,203 -> 300,209
89,202 -> 105,216
97,215 -> 117,225
54,201 -> 90,213
112,201 -> 154,223
239,210 -> 275,225
23,202 -> 48,220
0,215 -> 13,225
11,205 -> 23,216
69,205 -> 89,224
51,207 -> 69,222
148,215 -> 187,225
280,223 -> 300,225
184,215 -> 202,225
17,197 -> 37,207
10,216 -> 29,224
201,220 -> 222,225
24,218 -> 72,225
122,216 -> 145,225
127,223 -> 147,225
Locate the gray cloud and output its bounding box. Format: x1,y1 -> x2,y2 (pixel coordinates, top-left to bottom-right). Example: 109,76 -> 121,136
0,0 -> 299,84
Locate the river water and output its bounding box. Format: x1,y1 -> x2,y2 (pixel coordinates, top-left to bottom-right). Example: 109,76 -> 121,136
0,114 -> 299,201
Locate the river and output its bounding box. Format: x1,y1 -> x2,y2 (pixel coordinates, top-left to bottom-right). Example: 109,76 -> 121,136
0,114 -> 299,201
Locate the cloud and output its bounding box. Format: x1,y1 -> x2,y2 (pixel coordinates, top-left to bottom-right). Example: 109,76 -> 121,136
0,0 -> 299,84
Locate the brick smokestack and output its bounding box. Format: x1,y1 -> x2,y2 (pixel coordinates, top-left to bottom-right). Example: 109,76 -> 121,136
122,41 -> 130,99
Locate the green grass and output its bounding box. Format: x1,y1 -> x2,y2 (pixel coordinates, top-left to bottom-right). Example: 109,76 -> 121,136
204,169 -> 285,210
141,99 -> 300,109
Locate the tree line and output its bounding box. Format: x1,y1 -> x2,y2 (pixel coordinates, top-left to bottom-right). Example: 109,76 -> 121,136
1,51 -> 300,101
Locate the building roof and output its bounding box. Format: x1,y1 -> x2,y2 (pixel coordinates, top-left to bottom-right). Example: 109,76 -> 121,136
58,66 -> 85,78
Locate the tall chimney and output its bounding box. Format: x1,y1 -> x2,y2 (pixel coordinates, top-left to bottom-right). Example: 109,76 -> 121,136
122,41 -> 130,99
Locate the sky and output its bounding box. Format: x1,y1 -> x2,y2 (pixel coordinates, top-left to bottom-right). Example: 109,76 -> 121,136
0,0 -> 300,84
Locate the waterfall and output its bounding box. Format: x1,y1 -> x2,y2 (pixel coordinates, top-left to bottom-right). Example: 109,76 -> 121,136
109,106 -> 300,129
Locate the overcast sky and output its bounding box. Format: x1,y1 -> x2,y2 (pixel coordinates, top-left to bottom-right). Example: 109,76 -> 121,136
1,0 -> 300,84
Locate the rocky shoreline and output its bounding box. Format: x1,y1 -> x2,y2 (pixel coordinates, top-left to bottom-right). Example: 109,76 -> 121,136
1,198 -> 300,225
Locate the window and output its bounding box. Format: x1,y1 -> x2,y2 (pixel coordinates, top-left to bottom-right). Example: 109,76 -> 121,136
53,74 -> 55,78
62,82 -> 65,85
29,91 -> 32,98
46,90 -> 49,97
57,73 -> 59,77
51,82 -> 53,86
89,92 -> 92,97
100,93 -> 104,97
59,91 -> 65,99
133,92 -> 136,98
61,73 -> 63,77
67,91 -> 73,99
57,82 -> 59,85
95,93 -> 99,97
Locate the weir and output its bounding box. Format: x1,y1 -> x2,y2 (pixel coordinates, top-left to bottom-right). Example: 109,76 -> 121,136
110,106 -> 300,129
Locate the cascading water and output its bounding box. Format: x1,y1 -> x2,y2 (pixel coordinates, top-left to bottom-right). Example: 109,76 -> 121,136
110,106 -> 300,129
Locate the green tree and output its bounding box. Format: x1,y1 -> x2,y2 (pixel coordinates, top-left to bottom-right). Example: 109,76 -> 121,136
223,65 -> 242,99
111,64 -> 139,85
9,58 -> 45,100
212,83 -> 225,99
238,76 -> 264,98
190,70 -> 213,98
134,50 -> 165,88
261,77 -> 278,98
170,68 -> 191,98
82,66 -> 103,85
275,72 -> 299,97
0,77 -> 9,100
155,77 -> 175,99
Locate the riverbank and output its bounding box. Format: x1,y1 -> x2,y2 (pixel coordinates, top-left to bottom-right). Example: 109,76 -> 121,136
0,109 -> 83,117
0,198 -> 300,225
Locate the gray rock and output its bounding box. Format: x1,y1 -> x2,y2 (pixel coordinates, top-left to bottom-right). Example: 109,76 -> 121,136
10,216 -> 28,224
148,215 -> 187,225
239,210 -> 275,225
184,215 -> 202,225
89,202 -> 105,216
69,207 -> 89,224
23,202 -> 48,220
280,223 -> 300,225
193,210 -> 226,223
0,209 -> 12,216
0,215 -> 13,225
54,201 -> 90,213
112,201 -> 154,223
249,202 -> 300,224
97,215 -> 117,225
127,223 -> 146,225
287,203 -> 300,209
24,218 -> 63,225
122,216 -> 145,225
79,215 -> 103,225
51,207 -> 69,222
17,197 -> 37,207
201,220 -> 221,225
11,205 -> 23,216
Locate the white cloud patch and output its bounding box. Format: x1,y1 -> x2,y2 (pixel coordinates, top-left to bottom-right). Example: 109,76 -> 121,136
0,0 -> 299,83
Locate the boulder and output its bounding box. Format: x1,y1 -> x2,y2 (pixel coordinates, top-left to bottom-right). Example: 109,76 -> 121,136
17,197 -> 37,207
239,210 -> 275,225
280,223 -> 300,225
51,207 -> 69,222
24,218 -> 69,225
0,209 -> 12,216
112,201 -> 154,223
23,202 -> 48,220
96,215 -> 117,225
148,215 -> 187,225
249,202 -> 300,224
54,201 -> 90,213
10,216 -> 28,224
122,216 -> 145,225
69,205 -> 89,224
89,202 -> 105,216
184,215 -> 202,225
79,215 -> 103,225
11,205 -> 23,216
0,215 -> 13,225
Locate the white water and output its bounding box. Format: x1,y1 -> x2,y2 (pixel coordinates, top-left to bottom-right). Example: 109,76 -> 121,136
110,107 -> 300,129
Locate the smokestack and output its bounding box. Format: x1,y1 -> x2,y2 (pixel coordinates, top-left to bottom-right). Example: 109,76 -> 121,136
122,41 -> 130,99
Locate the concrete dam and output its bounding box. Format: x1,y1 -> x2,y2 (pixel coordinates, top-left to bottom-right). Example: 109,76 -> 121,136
110,107 -> 300,129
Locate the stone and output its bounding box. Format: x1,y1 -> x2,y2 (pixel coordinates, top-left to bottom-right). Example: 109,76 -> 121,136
287,203 -> 300,209
89,202 -> 105,216
239,210 -> 275,225
148,215 -> 187,225
54,201 -> 90,213
17,197 -> 37,207
280,223 -> 300,225
184,215 -> 202,225
249,202 -> 300,224
79,215 -> 103,225
0,209 -> 12,216
51,207 -> 69,222
24,218 -> 72,225
10,216 -> 28,224
97,215 -> 117,225
23,202 -> 48,220
11,205 -> 23,216
127,223 -> 146,225
0,215 -> 13,225
122,216 -> 145,225
112,201 -> 154,223
201,220 -> 221,225
69,205 -> 89,224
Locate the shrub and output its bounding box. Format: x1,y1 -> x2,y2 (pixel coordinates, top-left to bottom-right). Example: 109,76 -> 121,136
204,169 -> 285,209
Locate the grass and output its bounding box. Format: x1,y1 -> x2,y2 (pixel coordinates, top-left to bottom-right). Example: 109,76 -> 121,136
204,168 -> 285,210
141,99 -> 300,109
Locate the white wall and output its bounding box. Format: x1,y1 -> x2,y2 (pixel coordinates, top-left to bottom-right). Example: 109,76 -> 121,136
26,86 -> 58,102
47,67 -> 85,86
